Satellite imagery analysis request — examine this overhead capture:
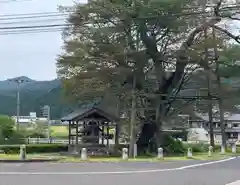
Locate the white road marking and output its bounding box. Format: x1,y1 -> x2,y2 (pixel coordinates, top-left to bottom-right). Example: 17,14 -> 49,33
0,157 -> 236,175
226,180 -> 240,185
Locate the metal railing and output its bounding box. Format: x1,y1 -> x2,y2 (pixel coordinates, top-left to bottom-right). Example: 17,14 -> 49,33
26,137 -> 69,144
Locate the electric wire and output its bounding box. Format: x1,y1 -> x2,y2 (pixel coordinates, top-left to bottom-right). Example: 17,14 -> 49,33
0,11 -> 66,17
0,4 -> 239,20
0,28 -> 64,35
0,5 -> 239,35
0,13 -> 68,21
0,18 -> 66,25
0,0 -> 33,3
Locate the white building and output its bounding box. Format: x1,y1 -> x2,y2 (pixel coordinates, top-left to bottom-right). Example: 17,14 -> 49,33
12,112 -> 48,125
189,113 -> 240,143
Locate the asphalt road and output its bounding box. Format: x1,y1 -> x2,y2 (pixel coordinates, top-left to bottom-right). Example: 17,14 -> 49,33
0,157 -> 239,185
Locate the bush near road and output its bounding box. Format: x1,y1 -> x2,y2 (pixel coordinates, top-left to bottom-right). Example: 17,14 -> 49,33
0,144 -> 68,154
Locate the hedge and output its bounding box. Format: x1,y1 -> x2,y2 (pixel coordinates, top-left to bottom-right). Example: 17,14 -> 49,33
0,144 -> 68,154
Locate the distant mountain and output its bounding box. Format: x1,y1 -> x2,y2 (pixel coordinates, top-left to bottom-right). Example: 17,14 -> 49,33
0,77 -> 72,119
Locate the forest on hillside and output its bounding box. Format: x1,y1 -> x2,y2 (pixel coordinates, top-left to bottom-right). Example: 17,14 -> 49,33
0,78 -> 74,119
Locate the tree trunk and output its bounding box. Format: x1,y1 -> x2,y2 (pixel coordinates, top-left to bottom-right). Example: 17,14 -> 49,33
204,28 -> 215,148
216,64 -> 227,149
154,122 -> 163,149
114,96 -> 120,154
129,75 -> 137,158
207,77 -> 215,148
212,28 -> 227,149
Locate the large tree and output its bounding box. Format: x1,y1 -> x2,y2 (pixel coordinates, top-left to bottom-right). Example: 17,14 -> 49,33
58,0 -> 240,154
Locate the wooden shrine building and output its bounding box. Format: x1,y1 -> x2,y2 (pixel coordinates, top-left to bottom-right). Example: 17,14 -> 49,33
61,105 -> 119,153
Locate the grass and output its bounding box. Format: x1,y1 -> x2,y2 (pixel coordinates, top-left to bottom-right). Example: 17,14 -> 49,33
0,153 -> 61,160
50,126 -> 68,138
0,151 -> 236,162
58,152 -> 235,163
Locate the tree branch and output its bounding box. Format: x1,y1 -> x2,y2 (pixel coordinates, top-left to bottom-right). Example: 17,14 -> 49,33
211,24 -> 240,44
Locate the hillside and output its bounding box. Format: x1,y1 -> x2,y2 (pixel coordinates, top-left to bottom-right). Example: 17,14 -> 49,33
0,77 -> 73,119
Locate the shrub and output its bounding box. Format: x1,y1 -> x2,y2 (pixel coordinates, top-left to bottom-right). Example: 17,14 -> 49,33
146,134 -> 186,155
26,131 -> 46,138
183,142 -> 221,153
162,135 -> 186,155
0,144 -> 68,154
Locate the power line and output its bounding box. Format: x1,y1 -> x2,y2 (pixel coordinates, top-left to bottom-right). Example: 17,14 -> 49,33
0,23 -> 69,30
0,13 -> 68,21
0,18 -> 65,25
0,0 -> 33,3
0,4 -> 239,20
0,5 -> 238,34
0,11 -> 66,17
0,28 -> 64,35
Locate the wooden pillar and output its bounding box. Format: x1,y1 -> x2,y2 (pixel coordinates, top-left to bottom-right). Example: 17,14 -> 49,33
115,122 -> 119,147
101,122 -> 104,145
97,120 -> 100,144
107,121 -> 109,147
76,121 -> 79,145
68,121 -> 71,145
83,121 -> 86,136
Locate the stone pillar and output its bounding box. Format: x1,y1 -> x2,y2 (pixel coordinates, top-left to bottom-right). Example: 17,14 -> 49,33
208,146 -> 213,157
221,145 -> 225,154
81,148 -> 87,160
232,143 -> 237,153
20,144 -> 26,160
157,148 -> 163,159
133,144 -> 137,158
187,148 -> 192,158
122,148 -> 128,160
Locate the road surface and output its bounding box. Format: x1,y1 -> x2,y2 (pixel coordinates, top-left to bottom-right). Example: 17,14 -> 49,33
0,157 -> 239,185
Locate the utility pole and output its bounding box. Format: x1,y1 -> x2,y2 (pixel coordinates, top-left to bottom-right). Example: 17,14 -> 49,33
9,77 -> 28,131
41,105 -> 51,140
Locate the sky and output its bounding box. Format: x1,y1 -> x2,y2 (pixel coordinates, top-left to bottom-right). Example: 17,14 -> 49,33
0,0 -> 86,81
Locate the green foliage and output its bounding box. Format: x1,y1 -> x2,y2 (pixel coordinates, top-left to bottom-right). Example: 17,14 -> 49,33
57,0 -> 195,102
0,144 -> 68,154
162,135 -> 186,154
184,143 -> 221,153
0,115 -> 15,139
0,79 -> 74,119
0,115 -> 25,144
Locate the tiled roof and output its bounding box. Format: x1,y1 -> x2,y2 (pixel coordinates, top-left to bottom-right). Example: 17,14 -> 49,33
61,95 -> 120,122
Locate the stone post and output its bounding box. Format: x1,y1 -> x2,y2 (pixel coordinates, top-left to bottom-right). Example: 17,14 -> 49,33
232,143 -> 237,153
208,146 -> 213,157
133,144 -> 137,158
221,145 -> 225,154
122,148 -> 128,160
19,144 -> 26,160
81,148 -> 87,160
187,148 -> 192,158
157,148 -> 163,159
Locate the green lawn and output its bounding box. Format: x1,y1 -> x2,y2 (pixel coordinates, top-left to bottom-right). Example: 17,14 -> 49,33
0,153 -> 60,160
50,126 -> 68,138
0,152 -> 235,162
59,152 -> 235,163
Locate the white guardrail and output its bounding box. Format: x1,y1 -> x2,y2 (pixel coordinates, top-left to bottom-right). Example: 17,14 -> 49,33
26,138 -> 116,145
27,138 -> 240,145
26,138 -> 69,144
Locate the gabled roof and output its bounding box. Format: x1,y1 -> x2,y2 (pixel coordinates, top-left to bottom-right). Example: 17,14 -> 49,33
61,103 -> 119,122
